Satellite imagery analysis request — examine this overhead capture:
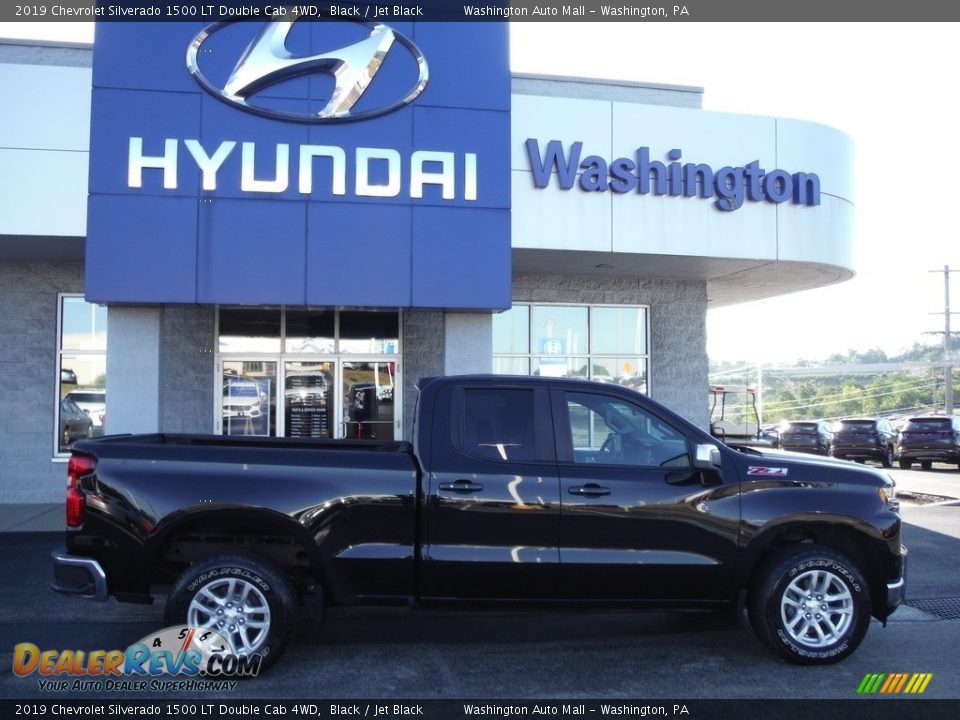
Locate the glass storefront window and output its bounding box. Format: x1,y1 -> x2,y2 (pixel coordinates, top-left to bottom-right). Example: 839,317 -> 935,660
284,310 -> 335,354
217,308 -> 400,440
531,306 -> 588,357
218,309 -> 281,353
591,357 -> 648,393
57,296 -> 107,456
493,304 -> 650,395
493,306 -> 529,354
342,361 -> 396,440
591,307 -> 647,355
532,356 -> 589,379
338,311 -> 399,354
60,297 -> 107,351
283,361 -> 334,439
492,357 -> 529,375
222,361 -> 277,437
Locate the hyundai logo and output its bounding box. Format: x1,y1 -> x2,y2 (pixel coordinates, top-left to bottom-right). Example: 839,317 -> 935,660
186,17 -> 429,123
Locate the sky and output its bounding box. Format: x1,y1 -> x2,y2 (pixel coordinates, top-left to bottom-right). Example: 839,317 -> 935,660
2,20 -> 957,366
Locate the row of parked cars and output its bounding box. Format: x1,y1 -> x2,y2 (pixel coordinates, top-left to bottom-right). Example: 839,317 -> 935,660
776,415 -> 960,470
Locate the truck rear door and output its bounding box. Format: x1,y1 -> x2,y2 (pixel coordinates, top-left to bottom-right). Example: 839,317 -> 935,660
420,381 -> 560,599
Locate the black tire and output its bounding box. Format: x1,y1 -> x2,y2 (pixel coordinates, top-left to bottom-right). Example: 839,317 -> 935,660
898,459 -> 911,470
748,545 -> 871,665
165,554 -> 297,670
920,460 -> 932,471
881,447 -> 894,469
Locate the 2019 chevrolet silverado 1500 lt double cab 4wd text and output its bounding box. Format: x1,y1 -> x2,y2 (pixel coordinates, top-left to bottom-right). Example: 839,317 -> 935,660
52,375 -> 907,666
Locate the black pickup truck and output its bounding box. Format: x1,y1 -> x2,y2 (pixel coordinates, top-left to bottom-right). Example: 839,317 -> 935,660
53,375 -> 906,666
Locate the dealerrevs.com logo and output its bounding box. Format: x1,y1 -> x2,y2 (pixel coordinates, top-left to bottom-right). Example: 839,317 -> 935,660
13,625 -> 261,692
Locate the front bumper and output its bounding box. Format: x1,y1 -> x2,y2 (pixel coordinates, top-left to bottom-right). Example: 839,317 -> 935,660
886,546 -> 908,614
51,549 -> 109,601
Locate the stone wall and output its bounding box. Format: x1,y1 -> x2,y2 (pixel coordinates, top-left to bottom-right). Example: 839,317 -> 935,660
160,306 -> 216,434
401,310 -> 445,440
0,262 -> 84,502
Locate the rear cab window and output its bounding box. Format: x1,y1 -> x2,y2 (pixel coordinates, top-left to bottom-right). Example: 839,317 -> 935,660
452,387 -> 539,463
904,418 -> 953,432
839,420 -> 876,431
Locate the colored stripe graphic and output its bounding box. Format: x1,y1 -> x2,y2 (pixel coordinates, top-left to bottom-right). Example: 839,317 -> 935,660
893,673 -> 910,693
857,673 -> 933,694
857,673 -> 884,694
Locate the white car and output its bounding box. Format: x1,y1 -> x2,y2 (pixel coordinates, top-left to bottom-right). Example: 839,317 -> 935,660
222,380 -> 264,418
65,389 -> 106,429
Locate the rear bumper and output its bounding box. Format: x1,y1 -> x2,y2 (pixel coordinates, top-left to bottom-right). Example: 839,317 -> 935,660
832,445 -> 884,460
51,549 -> 109,601
780,445 -> 829,455
898,448 -> 960,462
886,546 -> 908,614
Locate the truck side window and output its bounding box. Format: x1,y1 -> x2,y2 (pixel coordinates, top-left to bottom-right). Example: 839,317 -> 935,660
565,392 -> 690,468
459,388 -> 535,462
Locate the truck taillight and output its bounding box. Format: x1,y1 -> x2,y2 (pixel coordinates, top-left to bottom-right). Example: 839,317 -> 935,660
66,455 -> 96,528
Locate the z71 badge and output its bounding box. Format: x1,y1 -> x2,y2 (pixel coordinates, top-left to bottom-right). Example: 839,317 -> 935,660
748,466 -> 789,476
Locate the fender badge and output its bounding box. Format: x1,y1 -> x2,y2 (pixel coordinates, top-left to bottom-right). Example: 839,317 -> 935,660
748,466 -> 789,476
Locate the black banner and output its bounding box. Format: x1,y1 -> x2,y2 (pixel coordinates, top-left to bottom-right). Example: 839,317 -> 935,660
4,0 -> 960,22
1,700 -> 959,720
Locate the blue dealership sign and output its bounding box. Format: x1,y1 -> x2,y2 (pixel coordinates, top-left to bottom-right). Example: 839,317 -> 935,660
86,17 -> 511,309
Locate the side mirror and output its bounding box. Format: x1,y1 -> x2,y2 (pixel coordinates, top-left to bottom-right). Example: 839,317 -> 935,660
693,443 -> 722,470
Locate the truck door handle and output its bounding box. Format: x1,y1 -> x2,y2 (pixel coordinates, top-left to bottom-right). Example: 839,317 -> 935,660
438,480 -> 484,493
568,484 -> 611,497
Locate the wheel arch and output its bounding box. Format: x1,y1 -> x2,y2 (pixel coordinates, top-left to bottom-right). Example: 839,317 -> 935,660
741,519 -> 887,619
146,507 -> 327,598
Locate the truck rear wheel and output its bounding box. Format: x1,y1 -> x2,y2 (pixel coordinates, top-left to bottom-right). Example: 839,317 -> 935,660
748,545 -> 870,665
165,554 -> 297,669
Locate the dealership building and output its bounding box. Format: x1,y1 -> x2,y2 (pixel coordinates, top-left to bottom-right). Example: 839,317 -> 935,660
0,21 -> 854,503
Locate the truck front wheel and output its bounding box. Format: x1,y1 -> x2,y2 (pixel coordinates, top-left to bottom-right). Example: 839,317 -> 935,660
165,554 -> 297,669
748,545 -> 871,665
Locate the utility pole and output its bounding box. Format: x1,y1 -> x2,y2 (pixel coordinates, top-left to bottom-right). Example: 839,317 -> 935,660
929,266 -> 958,415
756,365 -> 763,428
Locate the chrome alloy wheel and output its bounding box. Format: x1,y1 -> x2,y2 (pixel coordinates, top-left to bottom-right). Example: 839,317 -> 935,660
186,577 -> 271,656
779,569 -> 854,648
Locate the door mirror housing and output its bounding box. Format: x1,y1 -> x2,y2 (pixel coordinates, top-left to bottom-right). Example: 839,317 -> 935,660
693,443 -> 722,470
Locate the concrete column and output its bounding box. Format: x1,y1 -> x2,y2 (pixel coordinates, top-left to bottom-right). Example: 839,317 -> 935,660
444,312 -> 493,376
106,307 -> 162,434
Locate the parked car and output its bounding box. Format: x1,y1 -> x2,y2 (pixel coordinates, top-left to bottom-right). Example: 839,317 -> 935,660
66,389 -> 106,431
830,417 -> 898,467
779,420 -> 834,455
222,378 -> 265,419
897,415 -> 960,470
53,375 -> 906,667
59,398 -> 93,448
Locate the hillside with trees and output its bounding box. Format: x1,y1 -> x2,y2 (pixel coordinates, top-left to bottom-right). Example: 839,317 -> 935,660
710,340 -> 960,425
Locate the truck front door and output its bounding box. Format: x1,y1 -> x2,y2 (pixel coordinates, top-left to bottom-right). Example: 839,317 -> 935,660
552,388 -> 739,602
421,383 -> 560,599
